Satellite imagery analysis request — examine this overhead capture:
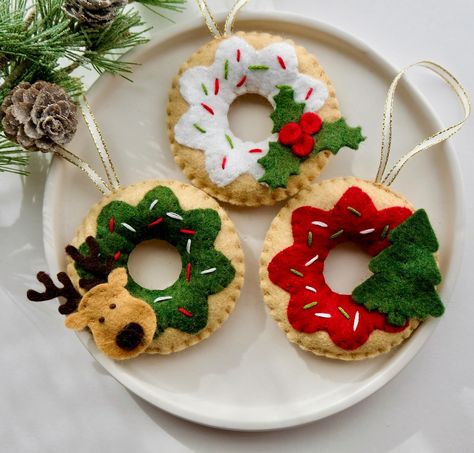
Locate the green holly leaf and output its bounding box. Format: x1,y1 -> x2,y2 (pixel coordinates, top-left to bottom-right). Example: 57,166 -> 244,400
258,142 -> 301,189
270,85 -> 305,133
314,118 -> 365,154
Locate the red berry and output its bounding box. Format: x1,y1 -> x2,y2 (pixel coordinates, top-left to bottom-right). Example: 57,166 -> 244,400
299,112 -> 323,135
292,133 -> 314,157
279,122 -> 302,145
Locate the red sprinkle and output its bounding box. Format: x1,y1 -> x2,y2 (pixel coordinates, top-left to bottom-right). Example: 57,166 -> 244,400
201,103 -> 214,115
147,217 -> 163,228
113,251 -> 121,261
214,78 -> 220,95
277,56 -> 286,69
236,49 -> 241,62
185,262 -> 191,282
221,156 -> 227,169
305,88 -> 314,100
180,229 -> 196,235
108,217 -> 115,233
178,307 -> 193,317
236,75 -> 247,88
249,148 -> 263,153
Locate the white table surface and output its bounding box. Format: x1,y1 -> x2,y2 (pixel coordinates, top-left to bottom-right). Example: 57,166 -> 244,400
1,1 -> 473,451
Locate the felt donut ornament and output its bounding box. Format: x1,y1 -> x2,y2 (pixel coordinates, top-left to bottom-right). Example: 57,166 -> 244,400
167,1 -> 365,206
26,102 -> 244,360
260,62 -> 470,360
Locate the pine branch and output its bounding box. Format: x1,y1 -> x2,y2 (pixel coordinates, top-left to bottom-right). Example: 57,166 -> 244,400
134,0 -> 186,11
0,134 -> 29,175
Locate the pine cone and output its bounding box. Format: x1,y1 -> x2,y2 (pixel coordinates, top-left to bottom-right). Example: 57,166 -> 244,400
0,81 -> 78,152
63,0 -> 128,29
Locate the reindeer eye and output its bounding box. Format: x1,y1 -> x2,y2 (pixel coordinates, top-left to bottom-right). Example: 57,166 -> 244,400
109,303 -> 116,309
98,317 -> 105,323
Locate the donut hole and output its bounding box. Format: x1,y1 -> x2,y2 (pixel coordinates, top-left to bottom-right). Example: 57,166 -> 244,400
127,240 -> 182,290
324,243 -> 372,295
228,93 -> 274,142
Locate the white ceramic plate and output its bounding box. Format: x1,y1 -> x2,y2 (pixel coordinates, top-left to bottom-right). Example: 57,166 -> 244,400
42,12 -> 464,430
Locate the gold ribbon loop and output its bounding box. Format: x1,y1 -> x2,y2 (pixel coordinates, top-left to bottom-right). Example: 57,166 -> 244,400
376,61 -> 471,186
224,0 -> 249,36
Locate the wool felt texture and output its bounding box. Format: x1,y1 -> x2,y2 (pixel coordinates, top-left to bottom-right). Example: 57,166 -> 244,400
352,209 -> 444,326
168,31 -> 342,206
260,177 -> 423,360
67,180 -> 244,354
74,185 -> 236,337
65,268 -> 157,360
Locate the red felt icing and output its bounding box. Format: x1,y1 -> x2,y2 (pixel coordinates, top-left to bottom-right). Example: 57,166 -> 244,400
299,112 -> 323,135
279,122 -> 302,145
267,186 -> 413,350
292,133 -> 314,157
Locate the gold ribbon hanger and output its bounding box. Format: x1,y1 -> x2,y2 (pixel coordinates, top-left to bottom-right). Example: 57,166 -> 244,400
376,61 -> 470,186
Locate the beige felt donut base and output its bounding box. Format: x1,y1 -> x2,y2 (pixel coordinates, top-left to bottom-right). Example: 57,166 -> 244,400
260,177 -> 423,360
167,31 -> 341,207
67,180 -> 245,355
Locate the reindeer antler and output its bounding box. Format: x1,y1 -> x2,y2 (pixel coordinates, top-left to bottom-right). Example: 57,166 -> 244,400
66,236 -> 115,291
27,272 -> 81,315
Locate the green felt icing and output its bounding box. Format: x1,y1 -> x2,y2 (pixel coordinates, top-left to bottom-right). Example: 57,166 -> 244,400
313,118 -> 365,154
75,186 -> 236,336
352,209 -> 444,326
270,85 -> 305,133
257,142 -> 301,189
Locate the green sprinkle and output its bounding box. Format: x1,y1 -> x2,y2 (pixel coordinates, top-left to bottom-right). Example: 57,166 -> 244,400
347,206 -> 361,217
225,134 -> 234,149
249,65 -> 270,71
224,60 -> 229,80
201,83 -> 208,95
303,301 -> 318,310
330,229 -> 344,239
290,268 -> 304,278
380,224 -> 390,239
193,123 -> 206,133
338,306 -> 350,319
307,231 -> 313,247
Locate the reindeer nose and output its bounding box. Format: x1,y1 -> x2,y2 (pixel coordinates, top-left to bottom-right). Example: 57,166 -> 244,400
115,323 -> 145,351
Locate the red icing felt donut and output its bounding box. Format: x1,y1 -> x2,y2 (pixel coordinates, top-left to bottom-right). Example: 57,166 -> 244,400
267,186 -> 413,350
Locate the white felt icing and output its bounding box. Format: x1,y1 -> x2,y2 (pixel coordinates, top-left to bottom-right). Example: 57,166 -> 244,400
174,36 -> 329,187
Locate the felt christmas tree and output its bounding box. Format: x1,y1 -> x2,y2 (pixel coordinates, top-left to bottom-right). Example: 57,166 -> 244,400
352,209 -> 445,326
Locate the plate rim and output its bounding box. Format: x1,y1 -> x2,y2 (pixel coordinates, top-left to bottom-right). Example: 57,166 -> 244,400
42,10 -> 466,431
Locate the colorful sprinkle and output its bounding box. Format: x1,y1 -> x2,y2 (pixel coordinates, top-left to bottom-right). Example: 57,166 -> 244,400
380,224 -> 390,239
113,251 -> 121,261
360,228 -> 375,235
315,313 -> 331,318
249,65 -> 269,71
121,222 -> 136,233
180,229 -> 196,235
338,306 -> 350,319
236,49 -> 241,62
305,254 -> 319,267
214,78 -> 220,95
154,296 -> 172,303
221,156 -> 227,169
193,123 -> 206,133
200,267 -> 217,275
201,83 -> 208,96
236,75 -> 247,88
201,103 -> 214,115
312,221 -> 328,228
248,148 -> 263,153
353,311 -> 360,331
330,229 -> 344,239
224,60 -> 229,79
225,134 -> 234,149
305,88 -> 314,100
277,56 -> 286,69
347,206 -> 362,217
149,199 -> 158,211
108,217 -> 115,233
147,217 -> 163,228
305,285 -> 317,293
178,307 -> 193,317
303,301 -> 318,310
290,268 -> 304,277
185,263 -> 191,282
166,212 -> 183,221
186,239 -> 191,254
307,231 -> 313,247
